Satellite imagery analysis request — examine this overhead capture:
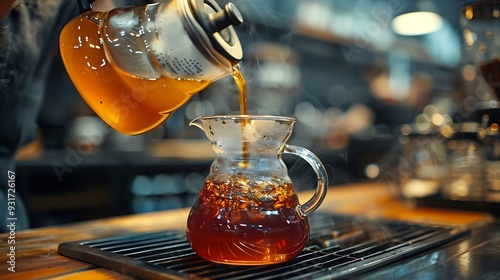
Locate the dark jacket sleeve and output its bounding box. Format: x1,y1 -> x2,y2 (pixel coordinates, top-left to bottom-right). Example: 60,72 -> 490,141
0,0 -> 79,231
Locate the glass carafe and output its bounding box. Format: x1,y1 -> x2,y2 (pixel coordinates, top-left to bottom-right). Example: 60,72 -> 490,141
59,0 -> 243,135
186,115 -> 328,265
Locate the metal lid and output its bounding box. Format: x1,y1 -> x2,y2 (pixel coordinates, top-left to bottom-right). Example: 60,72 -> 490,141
188,0 -> 243,63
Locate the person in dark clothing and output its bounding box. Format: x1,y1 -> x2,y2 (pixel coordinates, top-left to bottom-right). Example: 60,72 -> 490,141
0,0 -> 157,232
0,0 -> 82,232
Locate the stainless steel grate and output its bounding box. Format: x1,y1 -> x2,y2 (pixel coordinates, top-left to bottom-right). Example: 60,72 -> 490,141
58,212 -> 469,279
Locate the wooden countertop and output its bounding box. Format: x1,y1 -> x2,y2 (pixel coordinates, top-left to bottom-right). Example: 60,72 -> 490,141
0,182 -> 493,280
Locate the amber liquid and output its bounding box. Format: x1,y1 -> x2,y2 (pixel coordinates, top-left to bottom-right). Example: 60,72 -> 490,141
186,179 -> 309,265
232,65 -> 247,115
231,65 -> 250,164
59,12 -> 211,135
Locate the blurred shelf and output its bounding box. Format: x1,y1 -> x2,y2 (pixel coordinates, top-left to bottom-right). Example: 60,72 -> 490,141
14,143 -> 214,228
148,139 -> 214,160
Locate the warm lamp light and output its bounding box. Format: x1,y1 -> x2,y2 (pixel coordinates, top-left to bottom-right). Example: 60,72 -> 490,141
392,11 -> 443,36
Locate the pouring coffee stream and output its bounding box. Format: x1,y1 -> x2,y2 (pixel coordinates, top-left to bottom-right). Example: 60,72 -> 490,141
60,0 -> 244,135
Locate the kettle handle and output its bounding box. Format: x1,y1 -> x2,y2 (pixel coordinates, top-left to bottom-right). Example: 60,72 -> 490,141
284,145 -> 328,217
77,0 -> 96,13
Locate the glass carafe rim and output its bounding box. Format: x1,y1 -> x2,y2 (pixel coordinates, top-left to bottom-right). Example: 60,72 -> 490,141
193,114 -> 297,122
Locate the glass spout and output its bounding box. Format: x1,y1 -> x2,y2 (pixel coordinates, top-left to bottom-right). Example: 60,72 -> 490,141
188,116 -> 204,131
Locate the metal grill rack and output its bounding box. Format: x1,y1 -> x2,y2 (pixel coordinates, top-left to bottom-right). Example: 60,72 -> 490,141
58,212 -> 469,279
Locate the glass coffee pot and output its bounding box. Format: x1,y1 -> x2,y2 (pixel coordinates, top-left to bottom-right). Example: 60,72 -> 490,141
186,115 -> 328,265
60,0 -> 243,135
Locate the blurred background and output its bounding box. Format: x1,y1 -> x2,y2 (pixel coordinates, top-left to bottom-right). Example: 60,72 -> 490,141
15,0 -> 498,227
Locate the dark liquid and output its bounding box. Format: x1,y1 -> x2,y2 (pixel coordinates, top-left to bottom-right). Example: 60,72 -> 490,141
479,58 -> 500,99
186,179 -> 309,265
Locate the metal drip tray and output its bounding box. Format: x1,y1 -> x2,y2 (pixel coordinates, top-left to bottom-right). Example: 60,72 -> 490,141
58,212 -> 469,279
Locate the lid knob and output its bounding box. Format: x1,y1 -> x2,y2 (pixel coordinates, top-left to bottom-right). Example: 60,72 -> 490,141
208,3 -> 243,32
188,0 -> 244,63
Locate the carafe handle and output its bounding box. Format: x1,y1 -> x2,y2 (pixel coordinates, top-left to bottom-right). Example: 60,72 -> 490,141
284,145 -> 328,217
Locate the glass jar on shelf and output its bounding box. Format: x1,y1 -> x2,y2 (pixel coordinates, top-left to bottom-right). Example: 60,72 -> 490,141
443,130 -> 487,201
